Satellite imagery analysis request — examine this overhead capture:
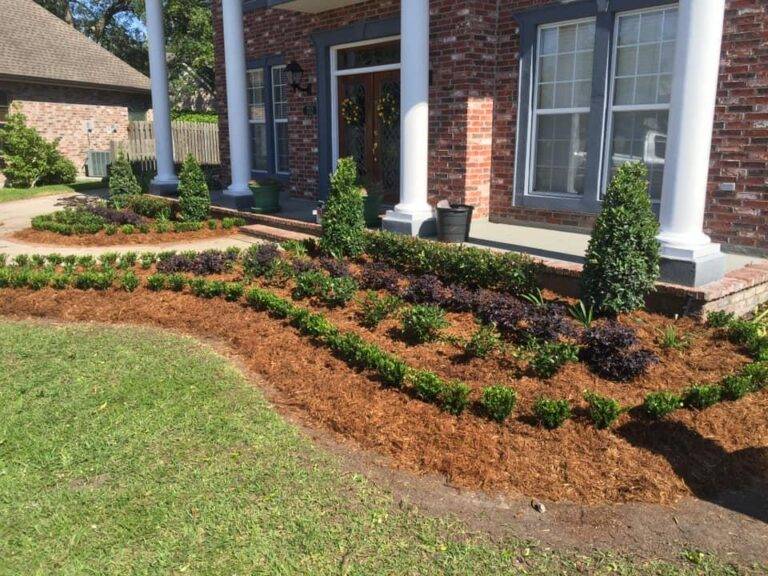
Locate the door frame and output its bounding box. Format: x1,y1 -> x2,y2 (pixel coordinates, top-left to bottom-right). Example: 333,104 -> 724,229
330,36 -> 401,170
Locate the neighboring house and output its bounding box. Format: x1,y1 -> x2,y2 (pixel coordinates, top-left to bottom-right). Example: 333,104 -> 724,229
0,0 -> 151,184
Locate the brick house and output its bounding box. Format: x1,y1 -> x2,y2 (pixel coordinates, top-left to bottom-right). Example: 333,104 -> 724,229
141,0 -> 766,288
0,0 -> 151,183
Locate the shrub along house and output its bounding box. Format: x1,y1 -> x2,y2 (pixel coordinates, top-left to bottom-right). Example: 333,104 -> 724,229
0,0 -> 151,184
141,0 -> 767,289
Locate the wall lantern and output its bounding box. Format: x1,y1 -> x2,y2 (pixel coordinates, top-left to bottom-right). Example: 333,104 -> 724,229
285,60 -> 313,96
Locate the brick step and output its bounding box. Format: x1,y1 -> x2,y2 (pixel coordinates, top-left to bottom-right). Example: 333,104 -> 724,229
245,212 -> 321,236
238,224 -> 316,244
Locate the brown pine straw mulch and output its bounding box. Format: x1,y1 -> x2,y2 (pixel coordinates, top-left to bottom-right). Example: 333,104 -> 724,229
1,287 -> 766,505
11,226 -> 239,247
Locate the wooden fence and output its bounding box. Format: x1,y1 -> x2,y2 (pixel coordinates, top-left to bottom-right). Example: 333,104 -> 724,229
110,121 -> 220,167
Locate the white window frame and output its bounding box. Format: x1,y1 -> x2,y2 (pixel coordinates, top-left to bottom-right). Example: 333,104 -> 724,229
602,5 -> 678,202
271,65 -> 290,175
247,69 -> 268,173
329,35 -> 401,167
527,17 -> 596,198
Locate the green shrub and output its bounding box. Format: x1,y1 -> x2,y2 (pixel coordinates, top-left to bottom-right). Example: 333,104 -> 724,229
741,362 -> 768,390
320,157 -> 365,258
529,342 -> 580,379
173,221 -> 204,232
481,385 -> 518,423
0,112 -> 74,187
464,324 -> 501,359
364,231 -> 539,296
292,271 -> 357,308
581,162 -> 660,315
643,391 -> 682,419
292,270 -> 329,300
358,291 -> 401,328
189,278 -> 226,299
165,273 -> 185,292
289,308 -> 338,339
120,271 -> 140,292
50,274 -> 70,290
223,282 -> 244,302
124,194 -> 171,219
720,374 -> 755,401
31,209 -> 105,235
657,325 -> 692,350
119,252 -> 138,269
246,288 -> 294,318
440,381 -> 471,415
533,397 -> 571,429
146,273 -> 167,291
27,270 -> 52,290
120,224 -> 136,235
400,304 -> 449,343
683,384 -> 722,410
105,224 -> 117,235
221,217 -> 246,230
72,270 -> 113,291
140,252 -> 156,269
108,153 -> 142,206
177,155 -> 211,221
726,319 -> 760,346
706,310 -> 735,329
412,371 -> 445,403
584,391 -> 622,429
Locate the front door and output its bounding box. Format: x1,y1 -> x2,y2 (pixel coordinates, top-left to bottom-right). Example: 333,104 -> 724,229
338,71 -> 400,203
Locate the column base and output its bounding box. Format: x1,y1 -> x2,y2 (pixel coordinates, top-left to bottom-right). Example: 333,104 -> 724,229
659,246 -> 726,287
382,206 -> 436,237
223,183 -> 252,197
149,177 -> 179,196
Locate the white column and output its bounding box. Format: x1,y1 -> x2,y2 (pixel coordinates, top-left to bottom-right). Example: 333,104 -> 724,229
382,0 -> 435,236
145,0 -> 177,189
657,0 -> 725,268
221,0 -> 251,196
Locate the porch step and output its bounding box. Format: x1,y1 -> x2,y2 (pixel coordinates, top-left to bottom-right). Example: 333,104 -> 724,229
246,212 -> 321,236
238,224 -> 316,244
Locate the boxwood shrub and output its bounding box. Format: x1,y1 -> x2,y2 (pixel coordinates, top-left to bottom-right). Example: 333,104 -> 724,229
481,385 -> 518,423
683,384 -> 722,410
400,304 -> 449,344
584,391 -> 622,429
643,391 -> 682,419
533,397 -> 571,430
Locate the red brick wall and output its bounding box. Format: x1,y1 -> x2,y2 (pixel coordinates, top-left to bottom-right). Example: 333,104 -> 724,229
213,0 -> 768,253
0,81 -> 149,182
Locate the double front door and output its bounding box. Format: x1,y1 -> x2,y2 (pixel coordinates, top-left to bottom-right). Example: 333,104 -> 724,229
338,71 -> 400,203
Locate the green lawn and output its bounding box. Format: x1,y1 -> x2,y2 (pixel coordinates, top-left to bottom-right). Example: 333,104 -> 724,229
0,180 -> 105,203
0,320 -> 748,575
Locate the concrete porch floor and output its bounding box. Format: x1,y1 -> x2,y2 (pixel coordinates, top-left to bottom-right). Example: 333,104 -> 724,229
466,220 -> 766,274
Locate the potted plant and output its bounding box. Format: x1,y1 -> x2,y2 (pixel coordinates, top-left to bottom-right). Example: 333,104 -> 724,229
249,178 -> 283,214
359,179 -> 383,228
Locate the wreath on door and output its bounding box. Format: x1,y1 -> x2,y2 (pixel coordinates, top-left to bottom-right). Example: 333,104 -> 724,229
341,96 -> 364,127
376,90 -> 400,128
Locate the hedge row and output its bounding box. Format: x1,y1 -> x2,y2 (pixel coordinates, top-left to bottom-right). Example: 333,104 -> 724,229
364,231 -> 540,296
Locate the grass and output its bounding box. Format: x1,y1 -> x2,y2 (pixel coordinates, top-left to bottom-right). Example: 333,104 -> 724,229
0,180 -> 105,203
0,320 -> 756,575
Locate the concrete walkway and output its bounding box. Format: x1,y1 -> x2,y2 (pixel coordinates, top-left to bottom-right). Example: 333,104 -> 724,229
0,193 -> 258,257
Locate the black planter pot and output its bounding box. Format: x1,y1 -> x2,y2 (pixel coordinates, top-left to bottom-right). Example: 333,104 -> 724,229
436,204 -> 474,243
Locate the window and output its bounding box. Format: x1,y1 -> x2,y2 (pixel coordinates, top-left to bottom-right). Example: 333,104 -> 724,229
0,91 -> 9,124
531,19 -> 595,195
248,68 -> 269,172
516,3 -> 679,211
271,65 -> 289,174
247,62 -> 290,176
606,7 -> 677,200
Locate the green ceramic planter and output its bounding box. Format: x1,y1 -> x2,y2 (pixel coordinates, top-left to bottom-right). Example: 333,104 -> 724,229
249,181 -> 282,214
363,193 -> 383,228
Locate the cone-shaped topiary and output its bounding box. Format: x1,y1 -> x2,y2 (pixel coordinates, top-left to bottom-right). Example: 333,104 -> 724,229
178,154 -> 210,222
581,162 -> 660,315
108,152 -> 142,206
320,157 -> 365,258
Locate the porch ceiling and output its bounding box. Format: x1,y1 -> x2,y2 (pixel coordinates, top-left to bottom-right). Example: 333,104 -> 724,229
268,0 -> 368,13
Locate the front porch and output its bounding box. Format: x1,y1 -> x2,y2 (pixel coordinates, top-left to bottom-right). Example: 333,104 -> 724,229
143,0 -> 731,288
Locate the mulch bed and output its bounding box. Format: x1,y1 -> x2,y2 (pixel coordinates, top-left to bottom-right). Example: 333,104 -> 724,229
1,286 -> 766,506
11,226 -> 239,247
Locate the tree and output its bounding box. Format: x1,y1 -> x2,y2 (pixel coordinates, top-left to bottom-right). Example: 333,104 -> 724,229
177,155 -> 210,221
35,0 -> 215,106
108,152 -> 142,205
320,157 -> 366,258
0,112 -> 76,188
581,162 -> 660,316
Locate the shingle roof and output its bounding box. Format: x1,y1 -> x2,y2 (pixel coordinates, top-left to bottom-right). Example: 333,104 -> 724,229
0,0 -> 150,93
